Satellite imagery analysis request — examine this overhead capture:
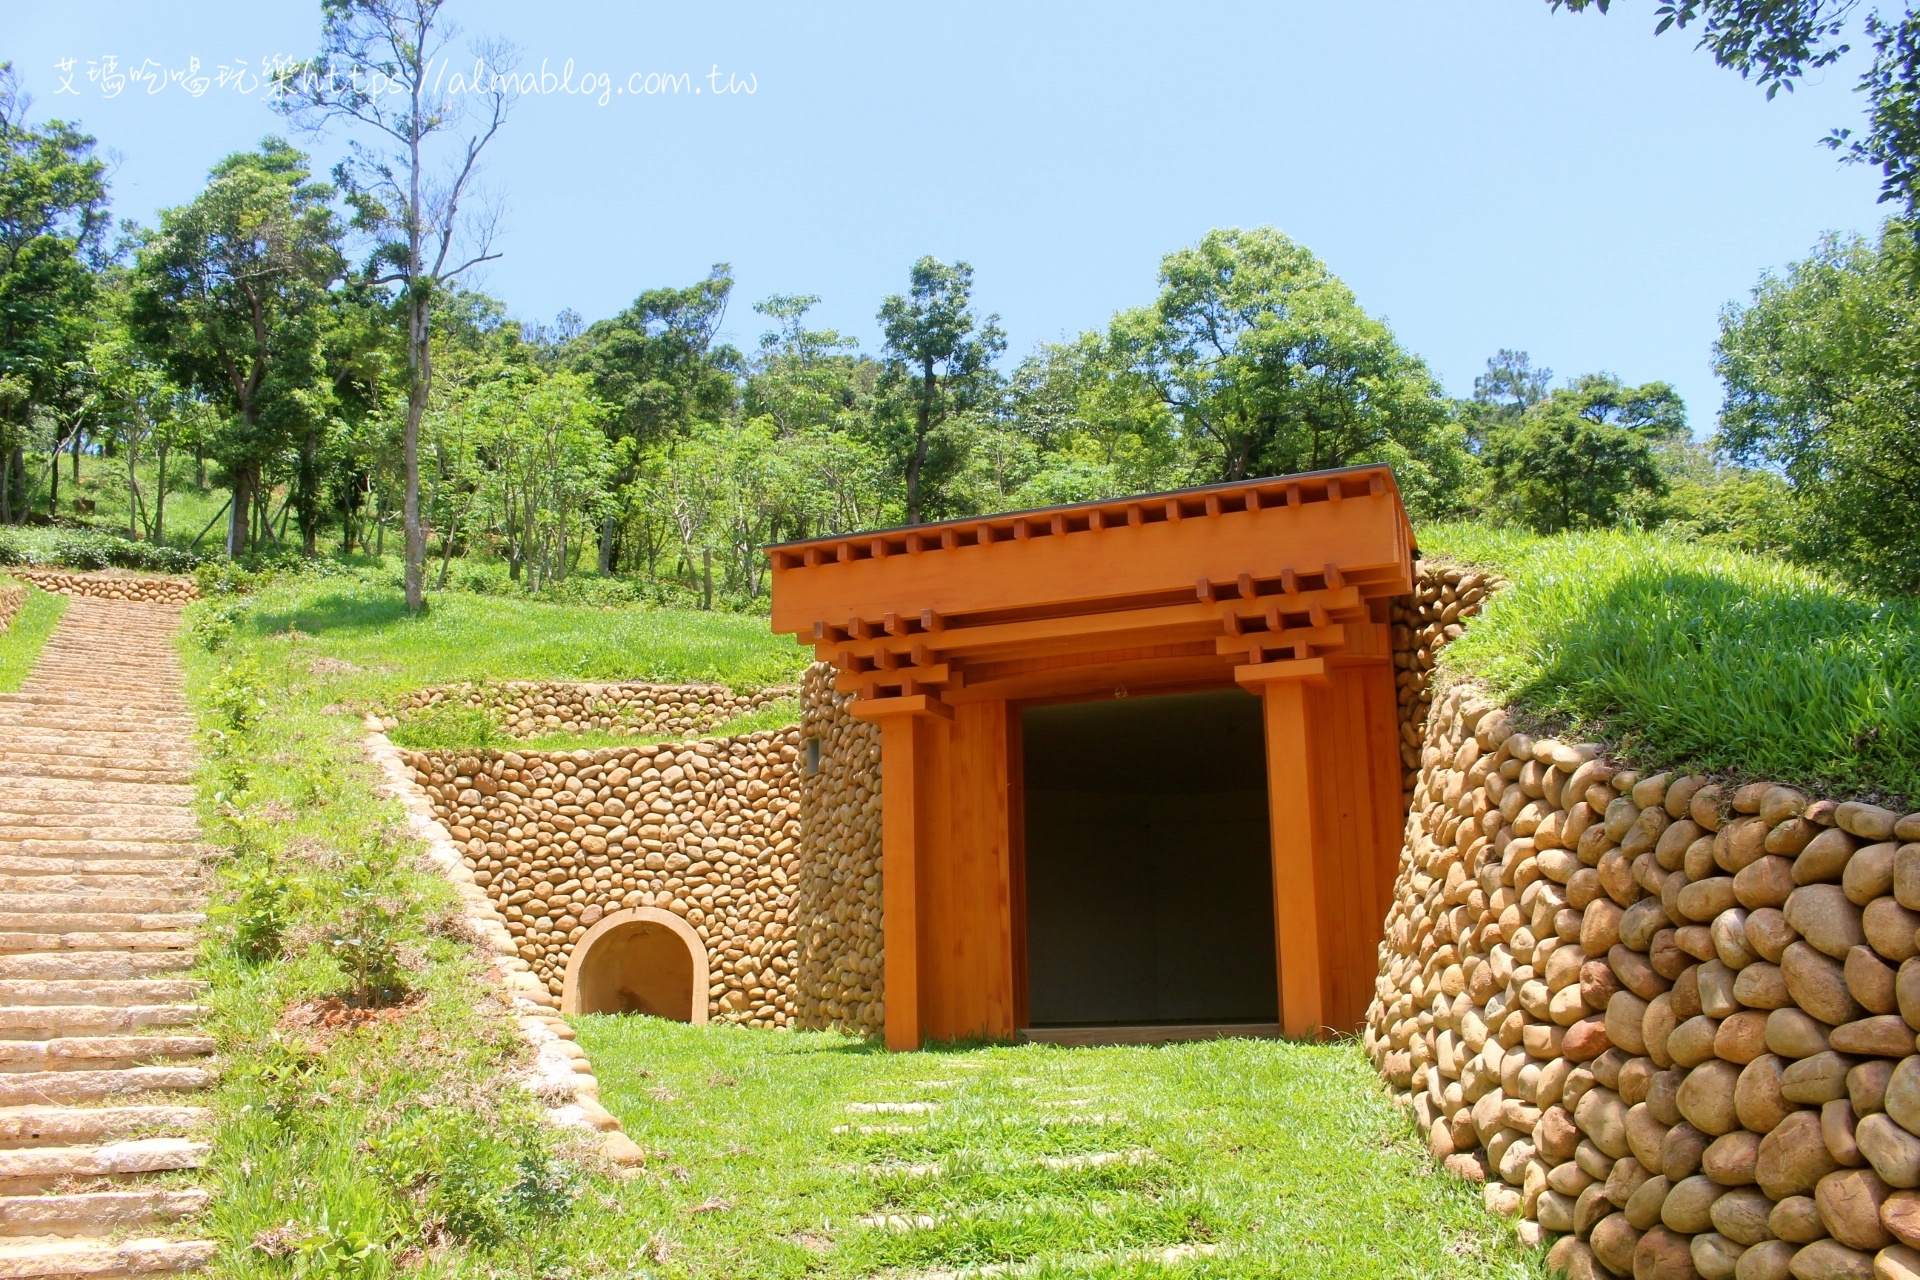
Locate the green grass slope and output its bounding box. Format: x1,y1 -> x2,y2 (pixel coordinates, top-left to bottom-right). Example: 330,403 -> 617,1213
1420,525 -> 1920,804
0,584 -> 67,692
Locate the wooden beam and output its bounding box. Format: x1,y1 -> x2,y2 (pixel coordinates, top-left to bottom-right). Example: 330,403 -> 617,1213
833,664 -> 953,695
849,693 -> 954,723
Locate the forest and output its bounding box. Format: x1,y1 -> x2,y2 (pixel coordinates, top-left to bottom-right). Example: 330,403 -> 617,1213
4,0 -> 1920,610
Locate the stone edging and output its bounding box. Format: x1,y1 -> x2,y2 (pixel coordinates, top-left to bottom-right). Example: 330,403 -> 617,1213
11,567 -> 200,603
361,715 -> 645,1170
0,579 -> 24,631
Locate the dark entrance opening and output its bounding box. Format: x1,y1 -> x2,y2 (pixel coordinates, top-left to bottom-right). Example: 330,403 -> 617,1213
1020,688 -> 1278,1029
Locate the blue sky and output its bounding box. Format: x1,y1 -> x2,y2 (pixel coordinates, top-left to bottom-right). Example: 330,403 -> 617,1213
5,0 -> 1888,431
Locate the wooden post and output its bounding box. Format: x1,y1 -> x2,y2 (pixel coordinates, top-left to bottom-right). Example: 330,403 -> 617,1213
1237,657 -> 1330,1040
879,713 -> 924,1051
855,693 -> 952,1051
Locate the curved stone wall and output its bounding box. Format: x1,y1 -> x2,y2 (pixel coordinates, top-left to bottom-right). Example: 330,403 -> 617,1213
399,680 -> 790,741
401,662 -> 885,1035
1368,681 -> 1920,1280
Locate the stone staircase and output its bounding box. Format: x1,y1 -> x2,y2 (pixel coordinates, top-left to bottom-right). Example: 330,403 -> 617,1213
0,598 -> 215,1277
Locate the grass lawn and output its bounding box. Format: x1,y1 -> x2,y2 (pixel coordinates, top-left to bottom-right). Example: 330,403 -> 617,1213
0,583 -> 67,692
566,1018 -> 1545,1279
235,574 -> 807,699
1419,524 -> 1920,805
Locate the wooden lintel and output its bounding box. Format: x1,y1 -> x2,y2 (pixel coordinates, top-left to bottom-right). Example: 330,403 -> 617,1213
1214,625 -> 1346,659
849,693 -> 954,722
1233,656 -> 1330,688
835,664 -> 953,695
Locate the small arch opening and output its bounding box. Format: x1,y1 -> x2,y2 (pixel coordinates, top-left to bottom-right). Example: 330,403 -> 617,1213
561,909 -> 709,1022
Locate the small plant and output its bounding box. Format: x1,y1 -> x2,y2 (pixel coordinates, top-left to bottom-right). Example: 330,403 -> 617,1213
218,853 -> 292,963
190,599 -> 246,652
324,849 -> 415,1008
206,659 -> 268,734
388,702 -> 503,750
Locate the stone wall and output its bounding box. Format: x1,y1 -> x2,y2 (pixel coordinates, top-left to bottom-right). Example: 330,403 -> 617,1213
788,662 -> 884,1038
1367,679 -> 1920,1280
0,579 -> 24,631
1390,562 -> 1501,807
11,567 -> 198,603
398,680 -> 790,741
401,662 -> 884,1034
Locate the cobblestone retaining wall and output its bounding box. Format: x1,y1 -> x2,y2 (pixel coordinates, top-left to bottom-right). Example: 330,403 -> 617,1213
0,579 -> 24,631
1369,680 -> 1920,1280
12,567 -> 198,603
399,680 -> 790,741
402,663 -> 884,1034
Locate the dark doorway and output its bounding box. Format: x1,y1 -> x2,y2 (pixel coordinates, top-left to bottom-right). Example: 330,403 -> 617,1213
1020,689 -> 1278,1028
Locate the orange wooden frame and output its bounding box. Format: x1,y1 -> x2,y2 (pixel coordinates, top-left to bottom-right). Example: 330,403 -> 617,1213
768,465 -> 1415,1048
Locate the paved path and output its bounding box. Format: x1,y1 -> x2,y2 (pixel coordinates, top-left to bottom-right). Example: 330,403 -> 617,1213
0,597 -> 214,1278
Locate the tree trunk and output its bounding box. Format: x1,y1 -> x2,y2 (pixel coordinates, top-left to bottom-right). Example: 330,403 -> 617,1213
403,291 -> 430,612
599,513 -> 616,573
194,445 -> 205,490
226,466 -> 253,558
905,359 -> 936,524
152,439 -> 169,545
702,547 -> 713,610
74,429 -> 83,485
47,435 -> 60,516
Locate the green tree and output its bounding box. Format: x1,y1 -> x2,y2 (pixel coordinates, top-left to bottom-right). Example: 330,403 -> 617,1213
1482,373 -> 1678,532
876,257 -> 1006,524
127,139 -> 344,556
1116,227 -> 1457,494
276,0 -> 514,608
571,265 -> 739,569
1547,2 -> 1920,211
1462,349 -> 1554,451
0,64 -> 110,522
1716,221 -> 1920,591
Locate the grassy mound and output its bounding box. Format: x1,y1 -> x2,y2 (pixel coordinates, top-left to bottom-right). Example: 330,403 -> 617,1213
1420,525 -> 1920,804
0,584 -> 67,692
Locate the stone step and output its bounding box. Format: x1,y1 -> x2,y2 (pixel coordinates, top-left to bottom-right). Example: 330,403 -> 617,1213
0,1105 -> 209,1148
0,843 -> 198,861
0,897 -> 202,918
0,1236 -> 216,1278
0,956 -> 195,983
0,1037 -> 214,1075
0,763 -> 193,784
0,1137 -> 208,1193
0,692 -> 187,709
0,935 -> 198,959
0,916 -> 205,937
0,1008 -> 206,1042
0,1068 -> 211,1107
0,790 -> 195,809
0,1188 -> 208,1238
0,871 -> 203,890
0,982 -> 206,1009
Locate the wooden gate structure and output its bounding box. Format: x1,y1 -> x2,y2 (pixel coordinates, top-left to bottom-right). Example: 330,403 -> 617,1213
767,464 -> 1417,1050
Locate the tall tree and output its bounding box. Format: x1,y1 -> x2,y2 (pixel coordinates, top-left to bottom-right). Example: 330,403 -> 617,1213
1547,2 -> 1920,211
1716,222 -> 1920,592
571,265 -> 738,570
0,63 -> 110,523
276,0 -> 513,608
127,139 -> 344,556
1117,226 -> 1452,485
1481,373 -> 1679,533
877,257 -> 1005,524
